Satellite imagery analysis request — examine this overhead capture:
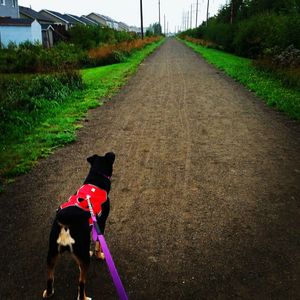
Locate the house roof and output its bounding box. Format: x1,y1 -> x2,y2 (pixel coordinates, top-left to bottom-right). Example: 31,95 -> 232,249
65,14 -> 86,25
0,17 -> 34,26
19,6 -> 52,22
101,15 -> 118,23
41,24 -> 55,31
118,22 -> 129,28
40,9 -> 70,24
80,16 -> 98,25
93,13 -> 118,24
61,14 -> 81,24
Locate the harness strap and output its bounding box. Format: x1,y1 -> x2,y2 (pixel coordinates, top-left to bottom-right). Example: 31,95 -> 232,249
86,195 -> 128,300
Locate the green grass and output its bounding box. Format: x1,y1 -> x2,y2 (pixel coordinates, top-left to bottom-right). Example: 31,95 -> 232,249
0,39 -> 164,183
181,39 -> 300,121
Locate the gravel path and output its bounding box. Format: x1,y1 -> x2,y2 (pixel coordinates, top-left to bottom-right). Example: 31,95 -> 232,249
0,38 -> 299,300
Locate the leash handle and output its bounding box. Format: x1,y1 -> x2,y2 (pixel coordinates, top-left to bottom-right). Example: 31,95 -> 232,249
86,195 -> 128,300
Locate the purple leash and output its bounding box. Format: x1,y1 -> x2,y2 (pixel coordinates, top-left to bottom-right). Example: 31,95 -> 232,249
86,195 -> 128,300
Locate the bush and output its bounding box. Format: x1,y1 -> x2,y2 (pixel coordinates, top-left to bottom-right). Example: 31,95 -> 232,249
0,71 -> 84,133
233,13 -> 300,58
68,25 -> 136,50
255,45 -> 300,89
0,42 -> 86,73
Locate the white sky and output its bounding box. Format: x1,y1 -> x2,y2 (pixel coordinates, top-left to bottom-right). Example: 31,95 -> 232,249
19,0 -> 227,32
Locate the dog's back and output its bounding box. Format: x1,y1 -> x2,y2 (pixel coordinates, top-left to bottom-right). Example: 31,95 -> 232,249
48,207 -> 91,260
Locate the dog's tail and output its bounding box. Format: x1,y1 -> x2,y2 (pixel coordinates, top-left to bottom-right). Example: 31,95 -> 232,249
55,206 -> 90,253
57,224 -> 75,251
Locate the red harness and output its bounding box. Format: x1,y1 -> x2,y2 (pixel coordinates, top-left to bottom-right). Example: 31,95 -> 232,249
60,184 -> 107,225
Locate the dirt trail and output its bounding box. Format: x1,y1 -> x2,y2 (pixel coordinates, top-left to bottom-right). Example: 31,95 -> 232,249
0,38 -> 299,300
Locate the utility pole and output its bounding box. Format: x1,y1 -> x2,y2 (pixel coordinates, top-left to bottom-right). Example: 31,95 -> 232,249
158,0 -> 161,34
140,0 -> 144,39
164,14 -> 166,35
195,0 -> 199,28
230,0 -> 237,24
187,10 -> 189,29
206,0 -> 210,27
190,4 -> 193,29
167,21 -> 169,36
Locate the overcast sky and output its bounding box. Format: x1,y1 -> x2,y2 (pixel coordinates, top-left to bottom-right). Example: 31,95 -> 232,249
19,0 -> 227,32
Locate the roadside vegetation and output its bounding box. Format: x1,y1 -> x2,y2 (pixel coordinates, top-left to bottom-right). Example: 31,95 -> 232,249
179,0 -> 300,118
0,25 -> 163,186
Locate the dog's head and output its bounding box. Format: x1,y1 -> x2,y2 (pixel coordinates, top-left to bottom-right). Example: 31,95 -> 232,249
87,152 -> 115,178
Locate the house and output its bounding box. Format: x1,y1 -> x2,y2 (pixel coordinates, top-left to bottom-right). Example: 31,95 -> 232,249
39,9 -> 71,30
41,23 -> 54,48
103,16 -> 119,30
118,22 -> 129,32
129,26 -> 141,34
19,6 -> 56,47
102,15 -> 119,30
0,0 -> 19,18
86,12 -> 107,27
0,17 -> 42,47
87,13 -> 122,30
19,6 -> 52,24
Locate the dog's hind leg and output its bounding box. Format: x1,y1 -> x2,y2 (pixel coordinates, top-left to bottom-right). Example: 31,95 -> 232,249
42,253 -> 58,298
78,262 -> 91,300
43,220 -> 61,298
74,255 -> 91,300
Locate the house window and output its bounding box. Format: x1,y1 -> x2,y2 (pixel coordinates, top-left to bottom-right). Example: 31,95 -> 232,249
12,0 -> 17,7
0,0 -> 6,6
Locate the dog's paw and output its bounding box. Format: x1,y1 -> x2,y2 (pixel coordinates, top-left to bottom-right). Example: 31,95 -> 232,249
77,296 -> 92,300
42,288 -> 54,298
95,250 -> 105,260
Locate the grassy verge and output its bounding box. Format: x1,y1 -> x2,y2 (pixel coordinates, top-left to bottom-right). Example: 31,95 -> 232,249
180,39 -> 300,120
0,39 -> 164,185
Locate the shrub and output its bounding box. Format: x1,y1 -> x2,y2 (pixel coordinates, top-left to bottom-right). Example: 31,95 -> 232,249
68,25 -> 136,50
255,45 -> 300,89
0,71 -> 84,134
0,42 -> 86,73
233,12 -> 300,58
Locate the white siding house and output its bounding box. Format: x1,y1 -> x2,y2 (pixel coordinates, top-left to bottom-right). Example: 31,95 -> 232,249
0,18 -> 42,47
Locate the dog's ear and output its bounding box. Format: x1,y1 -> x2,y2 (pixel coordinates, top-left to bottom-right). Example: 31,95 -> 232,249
87,154 -> 98,164
105,152 -> 115,165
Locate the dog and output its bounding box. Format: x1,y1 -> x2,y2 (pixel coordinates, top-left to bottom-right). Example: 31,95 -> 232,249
43,152 -> 115,300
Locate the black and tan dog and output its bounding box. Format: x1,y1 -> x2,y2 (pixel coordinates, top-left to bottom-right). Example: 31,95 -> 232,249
43,152 -> 115,300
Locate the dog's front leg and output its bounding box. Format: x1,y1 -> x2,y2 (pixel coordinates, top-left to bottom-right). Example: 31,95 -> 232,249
95,241 -> 105,260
